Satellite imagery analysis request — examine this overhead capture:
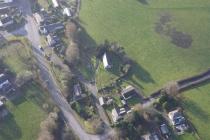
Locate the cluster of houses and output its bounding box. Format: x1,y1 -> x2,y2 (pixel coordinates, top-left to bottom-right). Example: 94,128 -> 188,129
99,85 -> 136,122
0,6 -> 22,29
142,109 -> 189,140
33,9 -> 65,54
34,0 -> 79,55
111,86 -> 136,122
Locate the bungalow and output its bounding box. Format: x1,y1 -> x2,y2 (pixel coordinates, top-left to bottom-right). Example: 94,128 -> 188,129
168,109 -> 188,135
0,14 -> 13,28
52,0 -> 59,8
102,53 -> 111,69
39,22 -> 64,35
121,85 -> 136,100
111,107 -> 126,122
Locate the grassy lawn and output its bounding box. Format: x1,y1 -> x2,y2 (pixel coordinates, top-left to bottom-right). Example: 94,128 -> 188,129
37,0 -> 51,10
0,42 -> 32,75
0,82 -> 49,140
80,0 -> 210,95
179,84 -> 210,140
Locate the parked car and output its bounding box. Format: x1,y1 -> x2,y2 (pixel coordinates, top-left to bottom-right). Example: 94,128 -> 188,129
160,124 -> 170,139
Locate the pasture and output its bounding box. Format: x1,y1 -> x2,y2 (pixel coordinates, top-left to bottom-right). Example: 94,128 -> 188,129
0,82 -> 49,140
80,0 -> 210,95
180,84 -> 210,140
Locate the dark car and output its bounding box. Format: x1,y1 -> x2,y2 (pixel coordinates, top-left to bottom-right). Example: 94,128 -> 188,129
160,124 -> 170,139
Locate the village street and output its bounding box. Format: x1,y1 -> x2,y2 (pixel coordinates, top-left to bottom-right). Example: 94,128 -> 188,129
0,0 -> 104,139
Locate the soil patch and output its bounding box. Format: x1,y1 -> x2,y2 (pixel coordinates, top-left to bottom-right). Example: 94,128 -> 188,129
169,28 -> 192,48
155,13 -> 192,48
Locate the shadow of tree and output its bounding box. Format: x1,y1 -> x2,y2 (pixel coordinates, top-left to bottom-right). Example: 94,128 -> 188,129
127,61 -> 155,84
11,81 -> 52,111
183,97 -> 209,122
0,113 -> 22,140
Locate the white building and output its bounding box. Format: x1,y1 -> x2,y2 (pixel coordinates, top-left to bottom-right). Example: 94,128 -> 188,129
99,97 -> 105,106
63,8 -> 72,17
0,0 -> 13,4
102,53 -> 111,69
73,84 -> 82,97
52,0 -> 59,8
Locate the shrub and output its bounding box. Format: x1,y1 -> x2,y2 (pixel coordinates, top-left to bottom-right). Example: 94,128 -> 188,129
158,94 -> 168,104
153,102 -> 162,111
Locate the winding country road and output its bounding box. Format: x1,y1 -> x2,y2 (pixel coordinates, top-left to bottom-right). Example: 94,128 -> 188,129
12,0 -> 106,139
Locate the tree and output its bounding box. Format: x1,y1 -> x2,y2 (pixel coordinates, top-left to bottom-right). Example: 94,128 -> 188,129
15,70 -> 33,87
65,22 -> 78,41
38,112 -> 59,140
65,42 -> 80,66
158,93 -> 168,104
165,81 -> 178,95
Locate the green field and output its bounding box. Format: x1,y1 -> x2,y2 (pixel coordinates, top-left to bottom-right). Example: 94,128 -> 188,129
0,82 -> 49,140
180,84 -> 210,140
80,0 -> 210,95
0,41 -> 32,75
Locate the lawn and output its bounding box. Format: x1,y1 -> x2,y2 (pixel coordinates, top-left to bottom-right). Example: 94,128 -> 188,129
0,41 -> 32,75
179,84 -> 210,140
37,0 -> 51,10
80,0 -> 210,95
0,82 -> 50,140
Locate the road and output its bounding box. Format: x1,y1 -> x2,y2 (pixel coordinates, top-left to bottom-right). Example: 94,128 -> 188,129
9,0 -> 107,139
